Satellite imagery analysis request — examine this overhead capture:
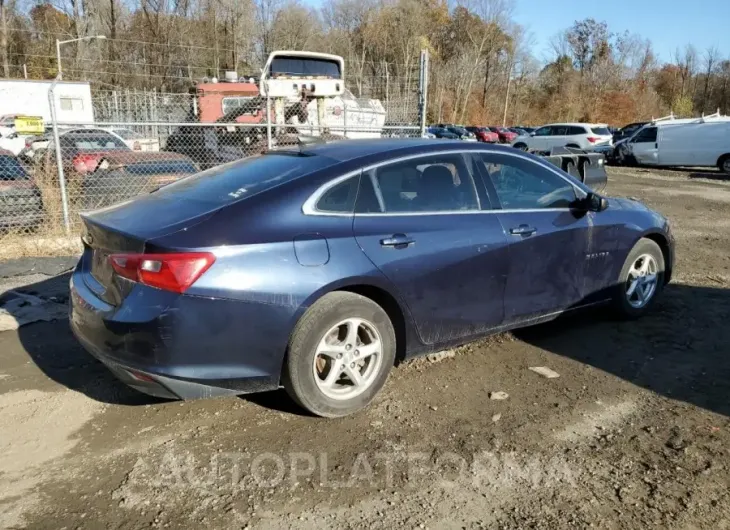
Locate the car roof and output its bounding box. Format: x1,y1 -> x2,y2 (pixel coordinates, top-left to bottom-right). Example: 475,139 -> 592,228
545,123 -> 608,127
296,138 -> 517,163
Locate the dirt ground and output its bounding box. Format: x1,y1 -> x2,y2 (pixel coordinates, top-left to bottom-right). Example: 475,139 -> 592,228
1,166 -> 730,530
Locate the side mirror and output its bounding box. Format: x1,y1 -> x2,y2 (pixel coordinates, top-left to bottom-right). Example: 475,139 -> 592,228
529,132 -> 536,137
586,192 -> 609,212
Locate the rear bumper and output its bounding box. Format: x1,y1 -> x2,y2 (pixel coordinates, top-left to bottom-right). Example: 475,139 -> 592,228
69,263 -> 290,400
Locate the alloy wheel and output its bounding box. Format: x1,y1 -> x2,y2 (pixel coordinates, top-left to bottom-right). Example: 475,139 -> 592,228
312,318 -> 383,400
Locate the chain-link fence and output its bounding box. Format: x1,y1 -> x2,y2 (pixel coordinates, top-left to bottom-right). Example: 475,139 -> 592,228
0,53 -> 429,257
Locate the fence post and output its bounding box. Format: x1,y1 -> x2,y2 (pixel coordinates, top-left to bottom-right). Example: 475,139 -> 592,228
419,49 -> 429,137
265,95 -> 273,150
48,76 -> 71,234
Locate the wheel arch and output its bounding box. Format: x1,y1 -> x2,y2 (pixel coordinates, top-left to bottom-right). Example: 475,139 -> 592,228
640,231 -> 672,284
287,277 -> 420,374
717,153 -> 730,172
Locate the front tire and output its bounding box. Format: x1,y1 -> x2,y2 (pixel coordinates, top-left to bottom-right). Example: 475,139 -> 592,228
283,292 -> 396,417
612,238 -> 665,319
513,142 -> 528,151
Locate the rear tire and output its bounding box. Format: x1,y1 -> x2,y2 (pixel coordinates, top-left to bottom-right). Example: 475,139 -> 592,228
612,238 -> 665,319
282,292 -> 396,418
718,154 -> 730,174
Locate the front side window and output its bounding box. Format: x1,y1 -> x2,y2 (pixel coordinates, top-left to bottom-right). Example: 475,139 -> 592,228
533,126 -> 551,136
479,154 -> 578,210
361,153 -> 479,213
632,127 -> 657,143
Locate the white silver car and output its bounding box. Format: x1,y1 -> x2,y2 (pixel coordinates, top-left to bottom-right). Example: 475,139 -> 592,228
512,123 -> 613,151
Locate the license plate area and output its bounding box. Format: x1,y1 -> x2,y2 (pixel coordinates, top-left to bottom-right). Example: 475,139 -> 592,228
90,248 -> 113,286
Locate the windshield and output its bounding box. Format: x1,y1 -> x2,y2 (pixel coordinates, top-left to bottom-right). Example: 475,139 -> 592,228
269,56 -> 342,78
151,153 -> 337,205
0,155 -> 28,180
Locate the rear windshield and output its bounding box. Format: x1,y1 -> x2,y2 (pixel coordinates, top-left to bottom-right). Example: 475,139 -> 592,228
0,155 -> 28,180
151,153 -> 336,204
121,160 -> 198,176
112,129 -> 141,140
269,56 -> 341,78
591,127 -> 611,135
67,135 -> 128,151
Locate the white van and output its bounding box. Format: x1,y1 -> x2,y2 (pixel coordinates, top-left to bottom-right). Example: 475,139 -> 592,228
628,116 -> 730,173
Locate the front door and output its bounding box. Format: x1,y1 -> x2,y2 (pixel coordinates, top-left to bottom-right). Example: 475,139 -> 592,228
530,126 -> 552,150
476,152 -> 591,322
630,126 -> 659,165
352,151 -> 510,345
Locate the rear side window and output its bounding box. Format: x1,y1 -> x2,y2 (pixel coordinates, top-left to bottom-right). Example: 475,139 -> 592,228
153,153 -> 337,205
316,175 -> 359,213
568,126 -> 587,135
551,126 -> 568,136
361,153 -> 479,213
591,127 -> 611,135
633,127 -> 657,143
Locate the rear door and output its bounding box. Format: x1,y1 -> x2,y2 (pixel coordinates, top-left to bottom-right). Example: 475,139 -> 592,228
476,152 -> 591,321
630,126 -> 659,165
352,151 -> 510,345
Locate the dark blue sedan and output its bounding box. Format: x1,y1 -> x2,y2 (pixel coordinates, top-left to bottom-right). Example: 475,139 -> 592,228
70,139 -> 674,417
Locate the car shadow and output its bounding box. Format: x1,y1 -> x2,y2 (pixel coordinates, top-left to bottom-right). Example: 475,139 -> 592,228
513,282 -> 730,418
11,271 -> 730,419
10,272 -> 171,406
688,171 -> 729,181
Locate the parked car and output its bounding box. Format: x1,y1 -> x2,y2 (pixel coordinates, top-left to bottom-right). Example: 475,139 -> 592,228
486,127 -> 518,144
35,128 -> 132,177
612,122 -> 649,144
516,126 -> 535,134
508,127 -> 528,137
427,126 -> 459,140
70,139 -> 674,418
107,128 -> 161,152
0,149 -> 44,231
622,115 -> 730,172
165,125 -> 260,170
81,152 -> 198,210
512,123 -> 613,151
440,125 -> 477,141
465,127 -> 499,143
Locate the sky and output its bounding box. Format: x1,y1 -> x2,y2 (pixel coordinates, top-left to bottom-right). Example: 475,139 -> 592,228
511,0 -> 730,64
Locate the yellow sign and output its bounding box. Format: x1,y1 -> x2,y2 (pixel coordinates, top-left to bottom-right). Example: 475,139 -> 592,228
14,116 -> 45,135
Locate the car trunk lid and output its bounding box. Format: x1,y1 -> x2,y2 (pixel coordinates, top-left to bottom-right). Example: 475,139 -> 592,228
80,194 -> 222,305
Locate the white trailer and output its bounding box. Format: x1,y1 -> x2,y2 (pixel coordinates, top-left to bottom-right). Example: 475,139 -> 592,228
0,79 -> 94,125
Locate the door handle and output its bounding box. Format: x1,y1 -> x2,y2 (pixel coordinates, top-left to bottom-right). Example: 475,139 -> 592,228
380,233 -> 415,248
509,225 -> 537,236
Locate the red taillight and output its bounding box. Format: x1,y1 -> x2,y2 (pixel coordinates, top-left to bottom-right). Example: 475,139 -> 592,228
109,252 -> 215,293
73,154 -> 99,174
587,137 -> 598,144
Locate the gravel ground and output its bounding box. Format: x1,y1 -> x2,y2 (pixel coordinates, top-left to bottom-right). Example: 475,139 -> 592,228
1,166 -> 729,529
